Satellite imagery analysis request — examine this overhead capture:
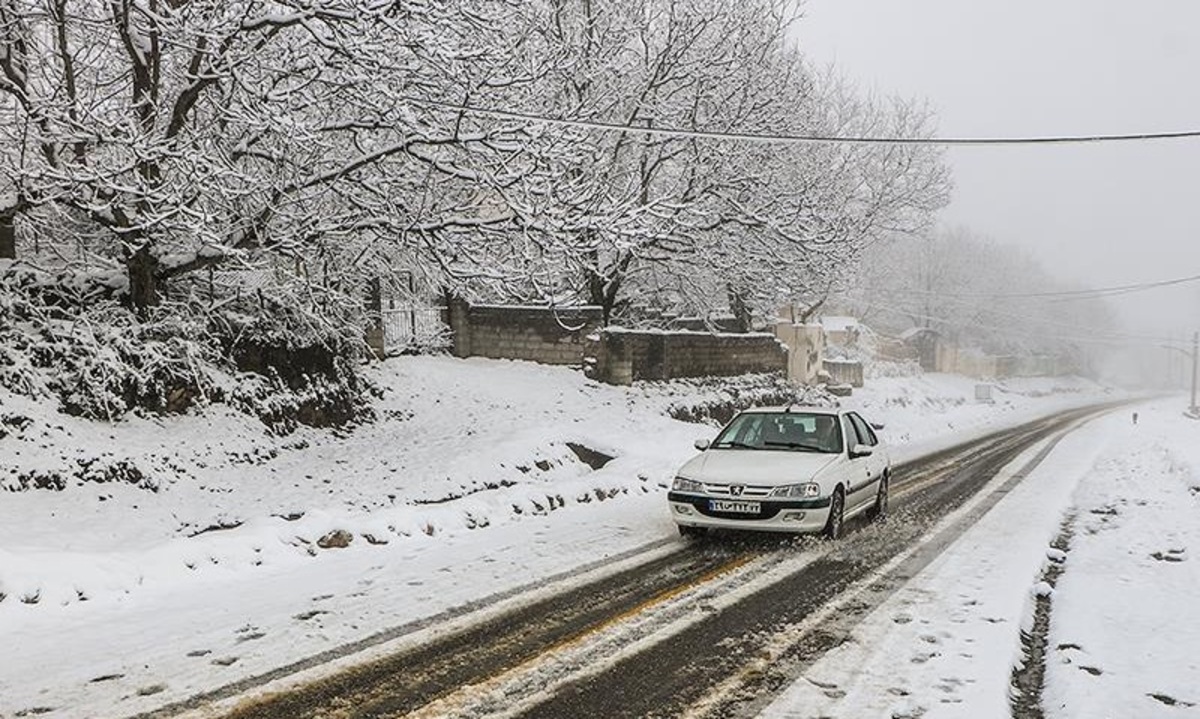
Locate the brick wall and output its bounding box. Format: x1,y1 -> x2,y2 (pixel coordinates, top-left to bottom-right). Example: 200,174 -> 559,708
586,329 -> 788,385
447,300 -> 603,366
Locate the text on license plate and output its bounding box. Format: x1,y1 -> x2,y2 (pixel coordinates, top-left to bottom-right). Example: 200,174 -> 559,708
709,500 -> 760,514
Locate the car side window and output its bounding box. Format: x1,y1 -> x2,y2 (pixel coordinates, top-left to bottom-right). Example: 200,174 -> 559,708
842,416 -> 862,450
848,413 -> 878,446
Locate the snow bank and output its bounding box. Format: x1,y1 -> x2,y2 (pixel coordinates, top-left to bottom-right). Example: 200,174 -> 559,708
1044,401 -> 1200,717
760,411 -> 1122,719
844,372 -> 1114,463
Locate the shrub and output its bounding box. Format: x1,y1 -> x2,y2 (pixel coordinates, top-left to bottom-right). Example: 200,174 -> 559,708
0,261 -> 373,431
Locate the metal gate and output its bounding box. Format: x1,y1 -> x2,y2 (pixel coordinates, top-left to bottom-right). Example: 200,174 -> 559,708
380,306 -> 449,353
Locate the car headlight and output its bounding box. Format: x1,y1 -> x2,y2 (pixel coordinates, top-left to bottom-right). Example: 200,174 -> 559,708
770,482 -> 821,498
672,476 -> 704,493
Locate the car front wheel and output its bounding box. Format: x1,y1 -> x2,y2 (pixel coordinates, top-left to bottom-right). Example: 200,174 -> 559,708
823,488 -> 845,540
867,472 -> 889,522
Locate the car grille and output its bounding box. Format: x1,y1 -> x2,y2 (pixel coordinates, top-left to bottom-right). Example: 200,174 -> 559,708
701,482 -> 774,498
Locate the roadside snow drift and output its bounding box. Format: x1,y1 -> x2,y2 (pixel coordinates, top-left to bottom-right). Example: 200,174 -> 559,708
762,397 -> 1196,719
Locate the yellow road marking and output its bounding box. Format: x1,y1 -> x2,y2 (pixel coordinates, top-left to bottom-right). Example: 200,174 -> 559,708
402,552 -> 759,718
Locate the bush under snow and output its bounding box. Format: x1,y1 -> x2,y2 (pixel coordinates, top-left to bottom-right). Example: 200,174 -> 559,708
0,261 -> 372,432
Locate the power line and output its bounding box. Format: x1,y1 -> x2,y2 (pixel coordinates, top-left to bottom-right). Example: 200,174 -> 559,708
842,286 -> 1134,341
847,292 -> 1158,344
399,94 -> 1200,147
856,271 -> 1200,301
859,302 -> 1180,346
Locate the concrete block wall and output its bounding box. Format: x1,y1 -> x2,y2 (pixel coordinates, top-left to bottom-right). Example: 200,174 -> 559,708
824,358 -> 864,388
586,329 -> 788,385
448,300 -> 602,366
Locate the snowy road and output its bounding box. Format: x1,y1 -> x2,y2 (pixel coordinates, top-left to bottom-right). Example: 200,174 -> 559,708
179,403 -> 1121,719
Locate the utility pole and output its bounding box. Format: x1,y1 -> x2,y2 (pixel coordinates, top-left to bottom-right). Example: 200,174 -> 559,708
1192,331 -> 1198,416
1159,336 -> 1199,417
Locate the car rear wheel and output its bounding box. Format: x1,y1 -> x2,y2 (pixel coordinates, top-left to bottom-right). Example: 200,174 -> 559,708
678,524 -> 706,540
867,472 -> 889,522
823,488 -> 845,540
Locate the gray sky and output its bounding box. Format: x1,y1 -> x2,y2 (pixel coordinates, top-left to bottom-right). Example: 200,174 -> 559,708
793,0 -> 1200,341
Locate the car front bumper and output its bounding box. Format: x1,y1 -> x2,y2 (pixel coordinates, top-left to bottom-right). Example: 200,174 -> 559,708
667,491 -> 832,534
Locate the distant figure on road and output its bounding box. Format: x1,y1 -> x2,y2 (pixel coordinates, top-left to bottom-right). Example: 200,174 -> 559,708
1132,412 -> 1139,425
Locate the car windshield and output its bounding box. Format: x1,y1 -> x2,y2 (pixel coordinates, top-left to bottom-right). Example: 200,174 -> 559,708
710,412 -> 843,453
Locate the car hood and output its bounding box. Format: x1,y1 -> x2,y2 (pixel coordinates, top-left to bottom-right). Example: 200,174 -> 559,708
677,449 -> 839,486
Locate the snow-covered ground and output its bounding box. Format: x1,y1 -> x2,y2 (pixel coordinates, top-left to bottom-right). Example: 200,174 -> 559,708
1044,402 -> 1200,717
0,358 -> 1128,717
761,396 -> 1199,719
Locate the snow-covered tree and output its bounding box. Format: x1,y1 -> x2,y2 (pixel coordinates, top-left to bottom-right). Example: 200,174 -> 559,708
1,0 -> 958,421
477,0 -> 950,325
692,66 -> 950,327
843,226 -> 1119,356
0,1 -> 541,310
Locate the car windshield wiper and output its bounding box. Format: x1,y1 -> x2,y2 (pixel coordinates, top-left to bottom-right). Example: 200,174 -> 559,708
712,440 -> 758,449
763,441 -> 828,452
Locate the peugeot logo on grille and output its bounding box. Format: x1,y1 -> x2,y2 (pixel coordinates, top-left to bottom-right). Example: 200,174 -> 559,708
729,484 -> 746,497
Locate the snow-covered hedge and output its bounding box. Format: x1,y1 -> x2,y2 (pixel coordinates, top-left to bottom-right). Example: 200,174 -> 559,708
644,373 -> 837,426
0,262 -> 372,431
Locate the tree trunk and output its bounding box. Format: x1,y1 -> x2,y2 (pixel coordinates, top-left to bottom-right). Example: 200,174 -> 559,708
586,267 -> 623,326
126,244 -> 160,314
726,284 -> 752,332
586,267 -> 608,324
0,211 -> 15,260
585,249 -> 633,326
797,294 -> 828,324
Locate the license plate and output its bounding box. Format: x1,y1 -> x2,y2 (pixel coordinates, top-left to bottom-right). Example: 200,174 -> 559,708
709,500 -> 761,514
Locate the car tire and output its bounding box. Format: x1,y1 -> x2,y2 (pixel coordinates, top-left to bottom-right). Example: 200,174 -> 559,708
823,488 -> 845,540
867,472 -> 889,522
678,524 -> 706,540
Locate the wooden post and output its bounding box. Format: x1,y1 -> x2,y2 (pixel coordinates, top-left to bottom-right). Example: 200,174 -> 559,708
408,272 -> 417,340
1191,331 -> 1198,415
0,212 -> 15,260
365,277 -> 385,358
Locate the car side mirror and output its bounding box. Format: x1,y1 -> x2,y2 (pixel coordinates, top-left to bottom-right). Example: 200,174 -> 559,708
694,439 -> 711,451
870,422 -> 885,431
850,444 -> 874,458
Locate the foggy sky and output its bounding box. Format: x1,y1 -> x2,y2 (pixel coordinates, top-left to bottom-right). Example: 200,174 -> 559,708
793,0 -> 1200,343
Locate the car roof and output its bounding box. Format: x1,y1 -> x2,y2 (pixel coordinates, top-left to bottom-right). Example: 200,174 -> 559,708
736,406 -> 842,416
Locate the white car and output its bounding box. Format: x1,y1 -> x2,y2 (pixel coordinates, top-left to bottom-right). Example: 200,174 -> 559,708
668,406 -> 890,539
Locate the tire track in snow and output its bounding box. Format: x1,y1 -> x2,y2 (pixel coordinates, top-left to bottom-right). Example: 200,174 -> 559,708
514,405 -> 1120,719
173,403 -> 1125,719
140,537 -> 679,719
195,543 -> 758,719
